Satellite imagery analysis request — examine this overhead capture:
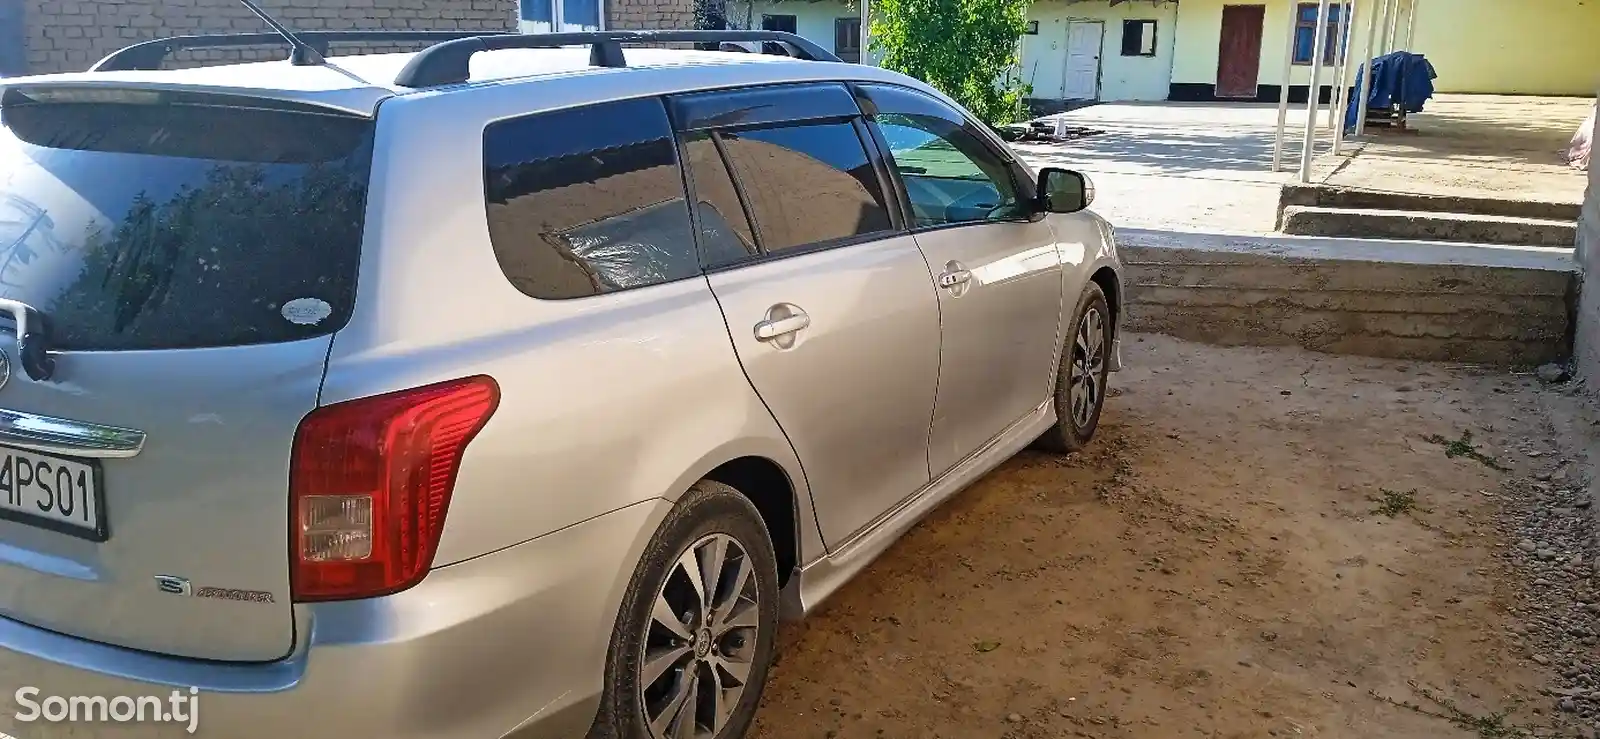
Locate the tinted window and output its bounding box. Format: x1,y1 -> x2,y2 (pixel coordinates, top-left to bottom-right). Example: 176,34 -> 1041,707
859,85 -> 1027,228
484,98 -> 698,300
0,98 -> 372,351
717,122 -> 893,254
682,133 -> 758,269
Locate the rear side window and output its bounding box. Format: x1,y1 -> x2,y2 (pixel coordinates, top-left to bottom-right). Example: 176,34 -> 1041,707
483,97 -> 699,300
0,96 -> 373,351
715,122 -> 894,254
681,133 -> 758,270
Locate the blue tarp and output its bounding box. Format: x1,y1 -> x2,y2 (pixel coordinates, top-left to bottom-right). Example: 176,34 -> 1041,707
1343,51 -> 1438,131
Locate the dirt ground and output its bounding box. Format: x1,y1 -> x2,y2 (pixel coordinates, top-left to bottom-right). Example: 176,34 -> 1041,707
750,333 -> 1573,739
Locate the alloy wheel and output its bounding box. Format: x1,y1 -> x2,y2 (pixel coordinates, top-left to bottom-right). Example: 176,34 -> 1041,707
638,533 -> 761,739
1069,306 -> 1105,430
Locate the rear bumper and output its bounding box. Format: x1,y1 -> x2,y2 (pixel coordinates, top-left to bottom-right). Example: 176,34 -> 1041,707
0,499 -> 669,739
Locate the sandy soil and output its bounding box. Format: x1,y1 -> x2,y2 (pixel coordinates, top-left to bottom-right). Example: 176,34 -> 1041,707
750,333 -> 1570,739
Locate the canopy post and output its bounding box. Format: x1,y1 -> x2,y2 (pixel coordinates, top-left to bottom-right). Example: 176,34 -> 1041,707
1271,1 -> 1302,172
1332,0 -> 1363,154
1404,0 -> 1419,48
1297,0 -> 1333,183
1354,0 -> 1386,136
1326,0 -> 1353,133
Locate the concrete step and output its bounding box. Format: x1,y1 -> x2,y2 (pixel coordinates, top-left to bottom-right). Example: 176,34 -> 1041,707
1279,183 -> 1581,222
1116,228 -> 1576,366
1279,205 -> 1577,247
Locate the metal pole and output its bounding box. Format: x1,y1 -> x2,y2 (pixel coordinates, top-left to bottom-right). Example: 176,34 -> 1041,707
1333,0 -> 1361,153
1326,1 -> 1353,132
1271,2 -> 1301,172
1373,0 -> 1392,56
1298,0 -> 1333,182
1383,0 -> 1400,51
1404,0 -> 1419,48
1354,0 -> 1384,135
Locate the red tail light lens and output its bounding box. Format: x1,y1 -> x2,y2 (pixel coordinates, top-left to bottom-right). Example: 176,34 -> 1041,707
289,376 -> 500,602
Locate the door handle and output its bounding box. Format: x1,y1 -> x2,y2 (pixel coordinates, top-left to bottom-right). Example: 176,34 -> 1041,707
938,269 -> 973,289
754,312 -> 811,341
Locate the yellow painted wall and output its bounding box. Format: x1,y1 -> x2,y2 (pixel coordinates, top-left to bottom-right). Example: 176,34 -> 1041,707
1413,0 -> 1600,95
1022,0 -> 1180,102
1171,0 -> 1385,89
1172,0 -> 1600,96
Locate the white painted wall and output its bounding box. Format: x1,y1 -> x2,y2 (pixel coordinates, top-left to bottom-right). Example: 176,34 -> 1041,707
1023,0 -> 1178,101
742,0 -> 883,64
741,0 -> 1175,101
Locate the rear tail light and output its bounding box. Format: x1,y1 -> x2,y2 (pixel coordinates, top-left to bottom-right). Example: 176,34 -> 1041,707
289,376 -> 500,602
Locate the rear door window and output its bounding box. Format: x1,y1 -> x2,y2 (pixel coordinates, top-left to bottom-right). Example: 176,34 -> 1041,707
715,121 -> 896,255
0,91 -> 374,351
483,97 -> 700,300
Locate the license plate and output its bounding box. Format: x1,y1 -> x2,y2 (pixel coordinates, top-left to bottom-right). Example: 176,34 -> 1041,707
0,447 -> 105,541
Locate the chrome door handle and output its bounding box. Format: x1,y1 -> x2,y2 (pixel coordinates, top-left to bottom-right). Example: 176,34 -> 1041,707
938,269 -> 972,289
754,313 -> 811,341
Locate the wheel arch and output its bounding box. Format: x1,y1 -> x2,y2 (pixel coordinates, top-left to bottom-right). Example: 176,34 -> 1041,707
700,456 -> 802,588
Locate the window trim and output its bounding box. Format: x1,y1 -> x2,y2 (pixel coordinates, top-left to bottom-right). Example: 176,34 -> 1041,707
1120,19 -> 1158,57
850,81 -> 1043,239
760,13 -> 798,33
670,82 -> 911,273
1291,2 -> 1348,66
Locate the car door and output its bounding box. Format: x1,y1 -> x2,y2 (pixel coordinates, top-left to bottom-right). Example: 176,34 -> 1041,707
672,83 -> 943,549
856,83 -> 1066,478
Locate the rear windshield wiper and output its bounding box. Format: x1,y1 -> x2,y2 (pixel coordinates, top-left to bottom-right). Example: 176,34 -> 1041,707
0,299 -> 55,381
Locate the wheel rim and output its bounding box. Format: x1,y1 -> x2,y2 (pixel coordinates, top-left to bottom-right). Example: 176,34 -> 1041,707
639,533 -> 761,739
1069,307 -> 1105,430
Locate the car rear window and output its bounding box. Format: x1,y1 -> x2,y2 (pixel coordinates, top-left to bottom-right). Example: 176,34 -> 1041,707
0,93 -> 374,351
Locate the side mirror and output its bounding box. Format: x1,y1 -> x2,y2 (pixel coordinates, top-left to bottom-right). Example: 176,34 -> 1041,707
1036,167 -> 1094,214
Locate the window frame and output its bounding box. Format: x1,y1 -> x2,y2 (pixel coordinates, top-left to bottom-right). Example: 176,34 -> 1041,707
480,94 -> 706,302
668,82 -> 908,273
849,81 -> 1042,238
1291,2 -> 1349,66
834,17 -> 863,63
760,14 -> 798,33
1120,19 -> 1158,57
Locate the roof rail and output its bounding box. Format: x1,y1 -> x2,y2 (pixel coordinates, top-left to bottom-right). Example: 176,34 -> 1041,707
90,31 -> 507,73
391,30 -> 843,89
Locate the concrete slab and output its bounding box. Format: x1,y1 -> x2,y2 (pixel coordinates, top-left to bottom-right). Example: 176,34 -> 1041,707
1013,102 -> 1320,235
1118,230 -> 1576,366
1278,182 -> 1582,222
1280,205 -> 1577,247
1317,94 -> 1592,204
1116,227 -> 1577,271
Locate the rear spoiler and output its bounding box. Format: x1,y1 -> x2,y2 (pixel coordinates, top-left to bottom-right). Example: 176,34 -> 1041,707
0,78 -> 391,118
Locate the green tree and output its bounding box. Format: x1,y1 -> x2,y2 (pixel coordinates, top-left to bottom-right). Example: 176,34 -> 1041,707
869,0 -> 1031,125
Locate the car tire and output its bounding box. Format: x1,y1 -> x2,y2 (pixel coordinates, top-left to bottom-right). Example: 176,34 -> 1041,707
1036,282 -> 1112,454
587,480 -> 780,739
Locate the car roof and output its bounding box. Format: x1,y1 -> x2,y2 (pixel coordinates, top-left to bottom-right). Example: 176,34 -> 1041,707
0,46 -> 883,117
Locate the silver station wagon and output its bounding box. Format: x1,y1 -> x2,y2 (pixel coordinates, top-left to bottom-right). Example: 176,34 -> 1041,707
0,23 -> 1122,739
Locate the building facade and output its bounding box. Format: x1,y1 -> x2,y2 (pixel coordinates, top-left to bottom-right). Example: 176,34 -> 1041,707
742,0 -> 1600,105
0,0 -> 696,77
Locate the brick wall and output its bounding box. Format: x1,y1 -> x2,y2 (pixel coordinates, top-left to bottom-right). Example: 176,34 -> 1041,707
605,0 -> 693,30
22,0 -> 519,75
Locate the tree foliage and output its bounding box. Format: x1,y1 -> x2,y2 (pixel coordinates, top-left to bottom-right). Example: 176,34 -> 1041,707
870,0 -> 1031,125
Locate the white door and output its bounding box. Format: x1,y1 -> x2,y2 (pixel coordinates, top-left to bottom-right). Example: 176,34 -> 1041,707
1062,21 -> 1103,100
